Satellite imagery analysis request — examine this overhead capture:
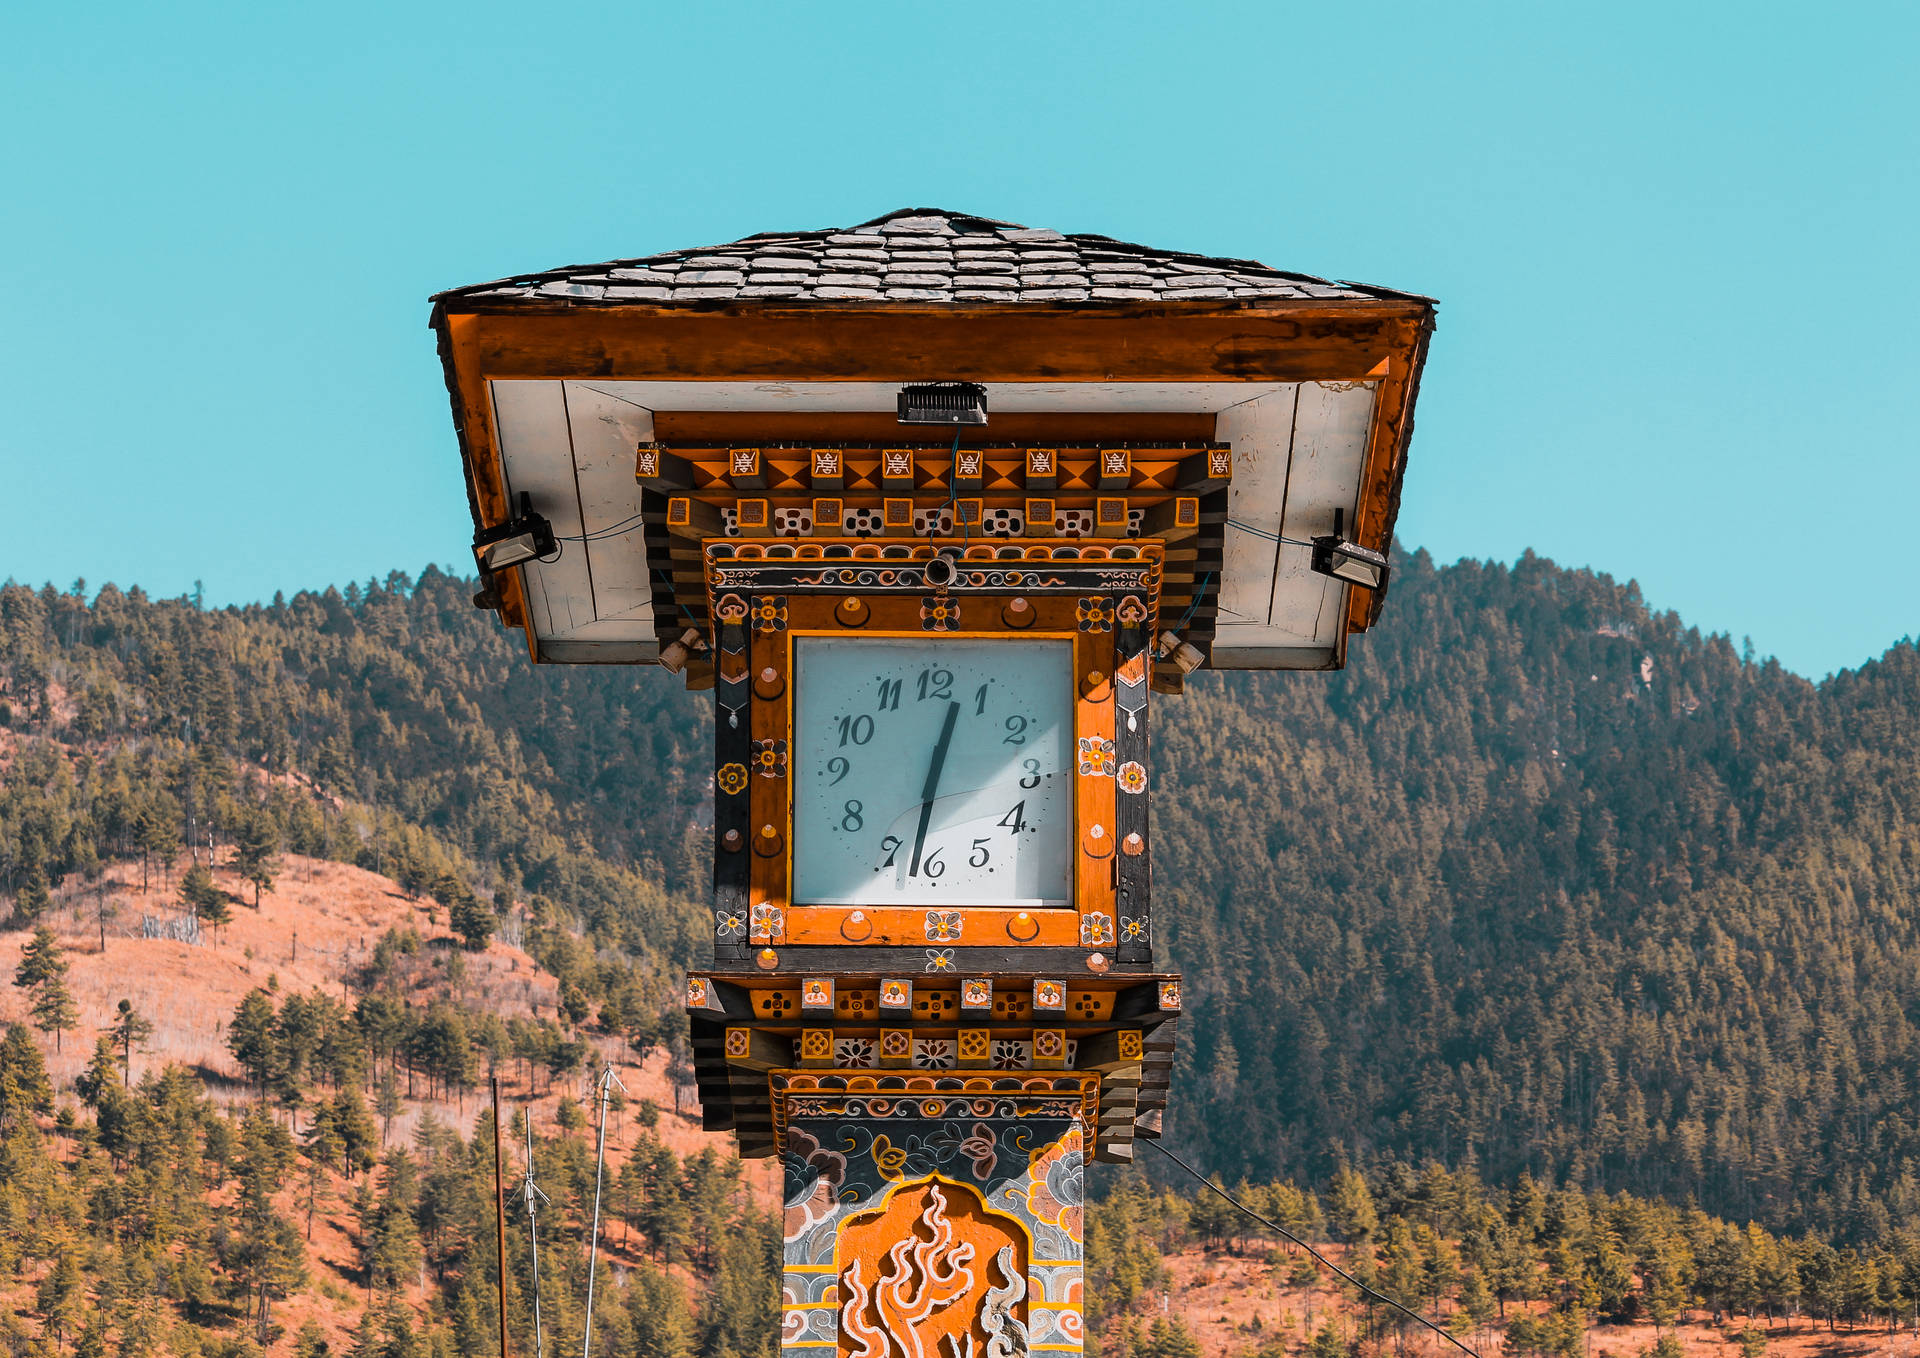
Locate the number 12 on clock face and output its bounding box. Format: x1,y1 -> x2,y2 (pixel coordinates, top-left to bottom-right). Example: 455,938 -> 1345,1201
791,637 -> 1073,909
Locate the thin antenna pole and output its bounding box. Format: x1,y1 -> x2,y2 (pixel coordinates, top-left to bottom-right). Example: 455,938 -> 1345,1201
491,1079 -> 510,1358
582,1064 -> 627,1358
514,1111 -> 551,1358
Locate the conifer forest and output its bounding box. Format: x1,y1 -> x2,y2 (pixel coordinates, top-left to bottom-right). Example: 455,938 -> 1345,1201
3,549 -> 1920,1356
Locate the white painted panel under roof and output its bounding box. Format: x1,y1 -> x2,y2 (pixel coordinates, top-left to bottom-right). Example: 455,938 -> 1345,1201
491,380 -> 660,662
491,381 -> 587,643
563,382 -> 655,640
1209,380 -> 1378,669
1213,387 -> 1298,632
487,376 -> 1384,669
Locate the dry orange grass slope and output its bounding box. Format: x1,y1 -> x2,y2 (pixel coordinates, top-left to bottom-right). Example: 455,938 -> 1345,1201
1153,1244 -> 1913,1358
0,851 -> 773,1351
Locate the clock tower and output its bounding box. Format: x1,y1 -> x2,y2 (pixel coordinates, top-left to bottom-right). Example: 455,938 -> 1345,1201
429,208 -> 1435,1358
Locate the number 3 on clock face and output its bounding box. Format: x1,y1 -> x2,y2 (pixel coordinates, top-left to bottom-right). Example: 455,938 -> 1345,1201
792,637 -> 1073,908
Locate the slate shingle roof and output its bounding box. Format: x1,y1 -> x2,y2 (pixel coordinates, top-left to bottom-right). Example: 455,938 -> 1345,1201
434,207 -> 1422,307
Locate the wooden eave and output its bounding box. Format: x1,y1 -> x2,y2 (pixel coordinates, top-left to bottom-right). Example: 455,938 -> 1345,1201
430,297 -> 1436,647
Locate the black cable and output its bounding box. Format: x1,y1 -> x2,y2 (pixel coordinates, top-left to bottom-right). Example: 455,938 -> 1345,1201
1226,518 -> 1317,549
1173,571 -> 1214,635
1141,1139 -> 1482,1358
556,511 -> 648,544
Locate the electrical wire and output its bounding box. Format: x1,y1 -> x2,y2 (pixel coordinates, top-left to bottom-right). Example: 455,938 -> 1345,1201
556,511 -> 649,544
1226,518 -> 1317,549
1142,1140 -> 1482,1358
1173,572 -> 1214,636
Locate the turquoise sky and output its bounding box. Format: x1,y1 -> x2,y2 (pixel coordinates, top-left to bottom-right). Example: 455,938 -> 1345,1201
2,2 -> 1912,678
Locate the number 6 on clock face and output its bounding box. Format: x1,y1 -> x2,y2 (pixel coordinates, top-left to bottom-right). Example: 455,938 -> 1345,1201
792,637 -> 1073,908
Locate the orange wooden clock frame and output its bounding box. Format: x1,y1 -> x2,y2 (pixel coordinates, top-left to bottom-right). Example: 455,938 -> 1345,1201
709,538 -> 1161,961
748,596 -> 1119,949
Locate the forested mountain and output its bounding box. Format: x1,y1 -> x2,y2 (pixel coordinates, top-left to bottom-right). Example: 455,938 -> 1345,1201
4,549 -> 1919,1242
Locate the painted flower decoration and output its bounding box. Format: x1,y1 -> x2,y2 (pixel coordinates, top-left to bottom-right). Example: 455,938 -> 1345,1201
880,1031 -> 912,1058
750,903 -> 784,941
920,596 -> 961,631
1120,916 -> 1147,942
685,976 -> 709,1007
1158,980 -> 1182,1010
751,595 -> 788,633
959,1122 -> 998,1178
1033,979 -> 1065,1010
1075,596 -> 1115,632
1079,912 -> 1114,947
1116,760 -> 1147,795
752,739 -> 788,778
1076,737 -> 1115,777
880,980 -> 911,1007
924,948 -> 956,973
834,1037 -> 876,1068
912,1039 -> 956,1070
924,910 -> 963,943
802,979 -> 833,1008
870,1134 -> 910,1179
714,910 -> 747,940
962,978 -> 992,1008
1033,1030 -> 1064,1059
990,1040 -> 1032,1070
715,762 -> 749,796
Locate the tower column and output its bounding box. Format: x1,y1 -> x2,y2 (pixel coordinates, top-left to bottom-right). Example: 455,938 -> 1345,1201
779,1075 -> 1092,1358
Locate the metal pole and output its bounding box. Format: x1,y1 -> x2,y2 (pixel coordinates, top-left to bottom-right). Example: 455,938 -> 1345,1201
582,1064 -> 627,1358
515,1111 -> 550,1358
491,1079 -> 510,1358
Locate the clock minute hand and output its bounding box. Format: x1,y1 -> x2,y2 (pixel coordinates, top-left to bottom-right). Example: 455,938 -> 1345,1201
908,701 -> 961,880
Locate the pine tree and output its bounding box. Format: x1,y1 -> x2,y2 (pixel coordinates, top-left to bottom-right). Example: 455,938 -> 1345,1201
628,1258 -> 696,1358
108,998 -> 153,1087
13,926 -> 78,1051
1328,1167 -> 1379,1245
293,1318 -> 331,1358
232,809 -> 281,908
75,1035 -> 121,1110
35,1249 -> 85,1347
134,801 -> 177,893
334,1086 -> 381,1177
1144,1314 -> 1204,1358
700,1210 -> 779,1358
180,861 -> 229,931
449,891 -> 495,951
229,988 -> 281,1098
13,860 -> 51,921
0,1024 -> 54,1125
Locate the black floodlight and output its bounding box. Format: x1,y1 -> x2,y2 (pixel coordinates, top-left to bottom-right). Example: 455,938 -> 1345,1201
897,381 -> 988,426
1310,536 -> 1390,591
473,492 -> 557,573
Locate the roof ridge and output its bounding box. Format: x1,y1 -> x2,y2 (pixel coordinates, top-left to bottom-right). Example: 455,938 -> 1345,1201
427,212 -> 1424,309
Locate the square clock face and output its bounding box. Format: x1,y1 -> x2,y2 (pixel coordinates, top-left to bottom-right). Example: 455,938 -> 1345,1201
792,637 -> 1073,908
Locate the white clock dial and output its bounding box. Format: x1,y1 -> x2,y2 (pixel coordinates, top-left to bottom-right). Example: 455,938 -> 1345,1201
792,637 -> 1073,908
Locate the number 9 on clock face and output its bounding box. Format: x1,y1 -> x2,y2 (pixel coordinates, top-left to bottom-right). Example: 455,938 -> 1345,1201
792,638 -> 1073,908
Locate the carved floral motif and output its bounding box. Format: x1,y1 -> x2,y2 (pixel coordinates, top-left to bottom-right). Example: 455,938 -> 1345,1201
752,738 -> 788,778
921,597 -> 962,632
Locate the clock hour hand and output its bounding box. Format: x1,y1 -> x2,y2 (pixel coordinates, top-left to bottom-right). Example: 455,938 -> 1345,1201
908,701 -> 961,879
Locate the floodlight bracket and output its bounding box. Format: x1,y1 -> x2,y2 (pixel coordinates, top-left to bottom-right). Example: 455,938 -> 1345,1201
473,492 -> 558,575
897,381 -> 987,426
